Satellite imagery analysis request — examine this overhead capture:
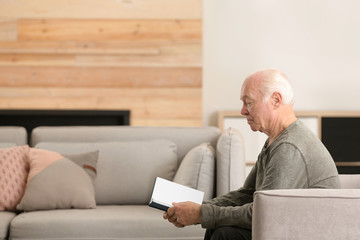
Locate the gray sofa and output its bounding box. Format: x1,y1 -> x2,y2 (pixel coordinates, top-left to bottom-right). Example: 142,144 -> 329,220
0,126 -> 245,240
5,126 -> 357,240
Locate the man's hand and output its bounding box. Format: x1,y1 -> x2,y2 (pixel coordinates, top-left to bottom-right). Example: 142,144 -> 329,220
163,204 -> 185,228
163,201 -> 201,228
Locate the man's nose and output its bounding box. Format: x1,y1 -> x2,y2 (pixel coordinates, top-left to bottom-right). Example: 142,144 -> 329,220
241,104 -> 248,116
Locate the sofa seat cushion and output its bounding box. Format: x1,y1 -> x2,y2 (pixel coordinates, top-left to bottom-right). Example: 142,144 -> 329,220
10,205 -> 205,240
0,211 -> 17,240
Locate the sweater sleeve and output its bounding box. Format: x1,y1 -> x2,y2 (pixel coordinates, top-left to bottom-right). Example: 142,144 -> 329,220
200,164 -> 257,229
200,143 -> 307,230
201,197 -> 253,229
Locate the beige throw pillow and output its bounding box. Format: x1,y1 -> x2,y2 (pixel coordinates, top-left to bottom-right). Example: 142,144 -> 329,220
16,149 -> 98,211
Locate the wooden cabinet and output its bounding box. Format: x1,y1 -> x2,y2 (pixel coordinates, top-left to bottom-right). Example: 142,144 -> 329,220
218,111 -> 360,180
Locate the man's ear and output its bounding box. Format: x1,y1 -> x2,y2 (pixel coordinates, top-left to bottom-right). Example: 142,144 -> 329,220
272,92 -> 282,109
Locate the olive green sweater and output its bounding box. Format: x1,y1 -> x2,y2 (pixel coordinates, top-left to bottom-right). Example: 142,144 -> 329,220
201,120 -> 340,230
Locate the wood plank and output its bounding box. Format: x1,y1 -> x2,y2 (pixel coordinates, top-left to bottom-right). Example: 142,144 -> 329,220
0,42 -> 201,67
0,41 -> 160,55
0,66 -> 202,88
0,51 -> 201,67
0,87 -> 200,98
0,96 -> 201,118
0,87 -> 202,124
0,54 -> 75,66
0,0 -> 202,20
75,53 -> 201,67
0,41 -> 200,55
18,19 -> 202,42
0,19 -> 17,41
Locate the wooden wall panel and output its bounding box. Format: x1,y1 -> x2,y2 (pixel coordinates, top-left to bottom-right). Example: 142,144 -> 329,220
0,0 -> 202,127
0,0 -> 202,19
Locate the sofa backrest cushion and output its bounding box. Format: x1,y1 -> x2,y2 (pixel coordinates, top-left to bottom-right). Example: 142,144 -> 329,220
173,143 -> 215,200
339,174 -> 360,189
216,127 -> 246,196
30,126 -> 221,165
36,140 -> 177,205
0,126 -> 27,146
0,143 -> 16,148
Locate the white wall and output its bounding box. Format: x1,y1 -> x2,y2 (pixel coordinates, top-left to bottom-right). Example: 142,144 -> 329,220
203,0 -> 360,126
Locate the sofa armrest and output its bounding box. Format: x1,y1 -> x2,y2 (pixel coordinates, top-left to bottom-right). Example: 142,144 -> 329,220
253,189 -> 360,240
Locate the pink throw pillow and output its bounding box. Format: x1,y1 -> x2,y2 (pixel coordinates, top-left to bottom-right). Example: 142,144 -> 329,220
0,145 -> 30,211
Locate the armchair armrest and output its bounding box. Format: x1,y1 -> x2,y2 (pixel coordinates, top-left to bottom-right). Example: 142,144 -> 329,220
253,189 -> 360,240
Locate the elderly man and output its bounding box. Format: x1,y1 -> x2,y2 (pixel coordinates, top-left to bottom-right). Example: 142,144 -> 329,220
164,69 -> 340,240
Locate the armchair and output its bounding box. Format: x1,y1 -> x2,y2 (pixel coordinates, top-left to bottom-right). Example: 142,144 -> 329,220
252,174 -> 360,240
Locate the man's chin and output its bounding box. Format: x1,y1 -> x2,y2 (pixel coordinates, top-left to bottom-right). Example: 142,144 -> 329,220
250,127 -> 259,132
248,122 -> 259,132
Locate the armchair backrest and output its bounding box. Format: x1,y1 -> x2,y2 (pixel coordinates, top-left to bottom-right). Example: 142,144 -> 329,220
339,174 -> 360,189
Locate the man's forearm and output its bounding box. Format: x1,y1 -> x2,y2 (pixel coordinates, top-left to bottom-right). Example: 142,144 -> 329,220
200,203 -> 253,230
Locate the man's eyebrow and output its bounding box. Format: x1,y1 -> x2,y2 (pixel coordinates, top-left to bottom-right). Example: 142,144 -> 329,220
241,95 -> 251,101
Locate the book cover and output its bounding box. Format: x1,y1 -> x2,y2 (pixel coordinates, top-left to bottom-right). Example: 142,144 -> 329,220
149,177 -> 204,211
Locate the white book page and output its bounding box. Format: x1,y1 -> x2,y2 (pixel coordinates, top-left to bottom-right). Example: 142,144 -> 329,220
151,177 -> 204,207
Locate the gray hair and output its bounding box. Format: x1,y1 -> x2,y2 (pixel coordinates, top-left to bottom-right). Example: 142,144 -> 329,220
259,69 -> 295,105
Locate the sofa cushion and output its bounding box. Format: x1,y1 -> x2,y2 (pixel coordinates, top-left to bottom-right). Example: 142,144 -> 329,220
216,128 -> 246,196
16,149 -> 98,211
0,211 -> 17,240
339,174 -> 360,189
10,206 -> 205,240
173,143 -> 215,200
0,126 -> 27,146
31,126 -> 221,164
0,143 -> 16,148
0,145 -> 29,211
35,140 -> 178,205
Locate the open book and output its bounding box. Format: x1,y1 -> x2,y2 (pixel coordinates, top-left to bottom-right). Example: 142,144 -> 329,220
149,177 -> 204,211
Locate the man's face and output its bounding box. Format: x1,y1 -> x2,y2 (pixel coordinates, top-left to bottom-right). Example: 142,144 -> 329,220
240,78 -> 273,133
